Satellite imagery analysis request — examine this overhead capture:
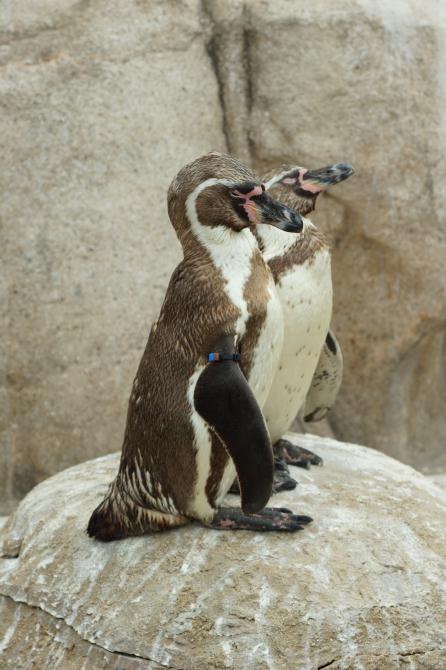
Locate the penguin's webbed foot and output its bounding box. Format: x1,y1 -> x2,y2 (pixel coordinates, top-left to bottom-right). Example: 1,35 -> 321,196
272,455 -> 297,492
274,438 -> 323,469
227,458 -> 297,497
207,506 -> 312,532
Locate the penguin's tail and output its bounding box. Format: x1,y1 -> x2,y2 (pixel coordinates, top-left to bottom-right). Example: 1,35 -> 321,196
87,480 -> 128,541
87,479 -> 188,542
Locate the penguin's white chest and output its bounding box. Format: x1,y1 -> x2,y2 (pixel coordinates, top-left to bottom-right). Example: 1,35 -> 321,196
185,229 -> 279,517
263,248 -> 332,443
247,278 -> 284,408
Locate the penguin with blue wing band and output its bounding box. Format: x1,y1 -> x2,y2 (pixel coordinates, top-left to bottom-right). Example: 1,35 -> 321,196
87,153 -> 312,540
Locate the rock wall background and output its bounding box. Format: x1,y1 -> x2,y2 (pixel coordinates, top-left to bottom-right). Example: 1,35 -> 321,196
2,0 -> 446,513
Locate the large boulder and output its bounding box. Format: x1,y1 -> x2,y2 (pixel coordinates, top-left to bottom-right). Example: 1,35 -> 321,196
1,434 -> 446,669
0,0 -> 225,513
429,473 -> 446,492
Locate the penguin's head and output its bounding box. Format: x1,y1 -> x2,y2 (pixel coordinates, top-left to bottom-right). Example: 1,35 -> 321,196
167,152 -> 303,245
265,163 -> 354,215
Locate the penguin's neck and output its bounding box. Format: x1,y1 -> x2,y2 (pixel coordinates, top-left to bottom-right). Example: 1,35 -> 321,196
255,217 -> 313,263
183,223 -> 258,283
184,189 -> 261,340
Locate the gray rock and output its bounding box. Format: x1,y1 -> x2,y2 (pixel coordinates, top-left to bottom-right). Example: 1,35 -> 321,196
428,473 -> 446,492
0,0 -> 225,513
1,434 -> 446,669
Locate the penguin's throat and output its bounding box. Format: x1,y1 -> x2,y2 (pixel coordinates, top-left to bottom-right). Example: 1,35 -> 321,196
255,219 -> 309,262
188,222 -> 257,256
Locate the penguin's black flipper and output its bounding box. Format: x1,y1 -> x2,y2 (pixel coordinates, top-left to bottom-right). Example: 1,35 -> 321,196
194,342 -> 274,514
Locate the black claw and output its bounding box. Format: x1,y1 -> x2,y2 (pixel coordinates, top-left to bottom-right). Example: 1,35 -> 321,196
290,515 -> 313,525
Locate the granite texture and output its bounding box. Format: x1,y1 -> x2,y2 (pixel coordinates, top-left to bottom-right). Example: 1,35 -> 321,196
1,434 -> 446,669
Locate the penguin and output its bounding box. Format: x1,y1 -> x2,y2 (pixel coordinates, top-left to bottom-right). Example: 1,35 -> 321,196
87,152 -> 312,540
256,163 -> 354,476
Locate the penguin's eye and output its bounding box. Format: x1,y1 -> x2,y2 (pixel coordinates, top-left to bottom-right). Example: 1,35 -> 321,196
230,183 -> 263,200
230,190 -> 246,201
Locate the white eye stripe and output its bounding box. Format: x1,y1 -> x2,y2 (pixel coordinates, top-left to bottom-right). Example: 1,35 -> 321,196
264,167 -> 304,190
185,177 -> 256,338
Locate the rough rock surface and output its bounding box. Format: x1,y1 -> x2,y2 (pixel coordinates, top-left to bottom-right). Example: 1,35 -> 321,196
2,0 -> 446,510
0,0 -> 225,513
1,434 -> 446,670
428,473 -> 446,492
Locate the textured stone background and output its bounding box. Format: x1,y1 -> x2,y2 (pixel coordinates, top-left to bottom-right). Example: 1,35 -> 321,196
2,0 -> 446,513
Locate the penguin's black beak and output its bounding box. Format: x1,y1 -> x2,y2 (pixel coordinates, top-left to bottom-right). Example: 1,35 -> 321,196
230,181 -> 303,232
302,163 -> 354,189
254,190 -> 303,233
277,163 -> 355,199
